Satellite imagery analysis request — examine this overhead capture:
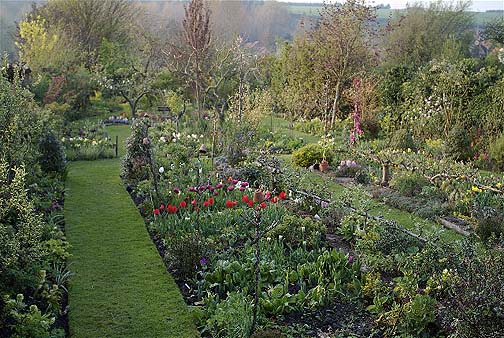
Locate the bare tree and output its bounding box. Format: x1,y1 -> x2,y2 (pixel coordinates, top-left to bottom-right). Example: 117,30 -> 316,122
178,0 -> 212,119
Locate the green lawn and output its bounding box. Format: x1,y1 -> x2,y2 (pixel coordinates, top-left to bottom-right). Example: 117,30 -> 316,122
65,124 -> 198,338
261,115 -> 322,144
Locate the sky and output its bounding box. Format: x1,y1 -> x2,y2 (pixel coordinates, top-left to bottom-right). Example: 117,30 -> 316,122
277,0 -> 504,11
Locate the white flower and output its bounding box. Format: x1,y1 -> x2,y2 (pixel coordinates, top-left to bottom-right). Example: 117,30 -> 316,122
160,136 -> 166,143
92,140 -> 97,146
278,235 -> 283,240
158,166 -> 165,174
301,226 -> 306,232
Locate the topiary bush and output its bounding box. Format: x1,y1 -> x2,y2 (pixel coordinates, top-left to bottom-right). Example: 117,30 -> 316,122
489,132 -> 504,171
38,129 -> 66,174
121,118 -> 151,186
292,143 -> 330,168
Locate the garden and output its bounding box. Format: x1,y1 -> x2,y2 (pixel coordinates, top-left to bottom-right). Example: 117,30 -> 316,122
1,0 -> 504,337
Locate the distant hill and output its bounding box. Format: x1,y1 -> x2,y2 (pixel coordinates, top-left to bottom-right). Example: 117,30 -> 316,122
287,3 -> 503,27
1,0 -> 501,58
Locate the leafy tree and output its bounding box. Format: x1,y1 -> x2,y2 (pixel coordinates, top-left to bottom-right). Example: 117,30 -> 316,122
482,17 -> 504,44
0,68 -> 44,177
39,0 -> 135,68
97,36 -> 158,118
383,1 -> 473,67
15,14 -> 73,74
271,0 -> 376,128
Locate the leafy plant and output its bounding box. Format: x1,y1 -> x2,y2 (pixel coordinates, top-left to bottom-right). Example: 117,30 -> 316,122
268,215 -> 326,249
390,171 -> 430,197
489,132 -> 504,170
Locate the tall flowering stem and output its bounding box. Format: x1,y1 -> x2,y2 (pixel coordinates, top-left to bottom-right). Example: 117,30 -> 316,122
350,77 -> 364,145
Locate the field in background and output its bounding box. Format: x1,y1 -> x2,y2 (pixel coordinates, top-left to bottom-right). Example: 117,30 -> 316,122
288,4 -> 503,26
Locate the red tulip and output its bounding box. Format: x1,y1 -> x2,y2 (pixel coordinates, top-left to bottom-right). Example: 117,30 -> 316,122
203,200 -> 210,207
208,197 -> 214,205
191,200 -> 197,206
153,209 -> 160,215
242,195 -> 249,203
247,200 -> 254,207
260,202 -> 267,209
279,191 -> 287,200
226,200 -> 237,208
180,200 -> 187,208
271,196 -> 279,203
160,204 -> 165,210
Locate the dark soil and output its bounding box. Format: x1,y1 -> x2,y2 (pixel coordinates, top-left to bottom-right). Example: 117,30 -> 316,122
277,302 -> 382,337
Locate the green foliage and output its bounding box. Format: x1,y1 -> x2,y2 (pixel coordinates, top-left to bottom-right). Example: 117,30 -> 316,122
38,129 -> 66,173
121,118 -> 151,186
0,74 -> 43,177
165,232 -> 210,280
380,294 -> 436,337
389,129 -> 416,151
251,329 -> 286,338
292,143 -> 328,167
383,1 -> 473,67
441,247 -> 504,337
293,117 -> 325,135
0,163 -> 45,275
2,294 -> 58,338
489,132 -> 504,170
444,125 -> 472,161
472,191 -> 504,242
205,292 -> 254,338
390,171 -> 430,197
482,17 -> 504,44
268,215 -> 326,249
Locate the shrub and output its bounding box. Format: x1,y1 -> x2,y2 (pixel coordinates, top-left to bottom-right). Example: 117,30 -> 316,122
268,215 -> 326,249
444,125 -> 472,161
292,143 -> 330,168
390,171 -> 430,197
38,130 -> 66,174
165,232 -> 210,280
389,129 -> 416,151
121,118 -> 151,186
473,206 -> 504,242
489,132 -> 504,170
440,248 -> 504,337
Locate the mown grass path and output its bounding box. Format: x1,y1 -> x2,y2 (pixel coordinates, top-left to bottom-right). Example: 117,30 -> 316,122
65,125 -> 198,337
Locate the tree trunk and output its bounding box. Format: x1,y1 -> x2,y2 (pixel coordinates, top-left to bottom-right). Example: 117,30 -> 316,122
129,101 -> 137,118
381,163 -> 391,186
330,80 -> 342,130
238,75 -> 243,122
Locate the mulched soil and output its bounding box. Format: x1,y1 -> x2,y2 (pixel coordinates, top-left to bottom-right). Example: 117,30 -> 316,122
277,302 -> 382,337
